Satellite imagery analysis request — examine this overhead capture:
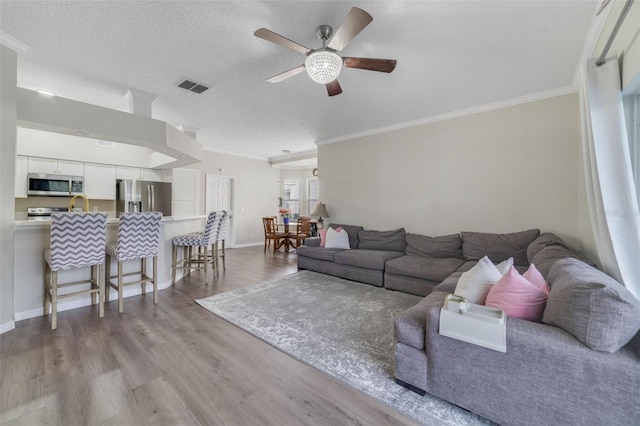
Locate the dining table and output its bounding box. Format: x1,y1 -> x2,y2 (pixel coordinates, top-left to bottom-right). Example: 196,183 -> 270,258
275,222 -> 297,252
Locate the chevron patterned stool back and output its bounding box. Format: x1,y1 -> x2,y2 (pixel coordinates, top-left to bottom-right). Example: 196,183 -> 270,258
105,212 -> 163,314
171,211 -> 222,285
44,212 -> 107,330
212,211 -> 230,276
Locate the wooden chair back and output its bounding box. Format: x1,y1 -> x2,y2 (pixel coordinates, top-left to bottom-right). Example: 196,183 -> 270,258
262,217 -> 277,235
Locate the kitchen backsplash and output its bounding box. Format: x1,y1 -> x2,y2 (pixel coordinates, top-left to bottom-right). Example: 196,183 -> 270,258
15,197 -> 116,220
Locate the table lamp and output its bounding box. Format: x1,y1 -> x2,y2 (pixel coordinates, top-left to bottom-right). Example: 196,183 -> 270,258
310,202 -> 330,229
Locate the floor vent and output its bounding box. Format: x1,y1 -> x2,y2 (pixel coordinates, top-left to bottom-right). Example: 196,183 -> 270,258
178,79 -> 209,94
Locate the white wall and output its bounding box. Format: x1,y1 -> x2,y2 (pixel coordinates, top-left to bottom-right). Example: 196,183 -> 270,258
319,93 -> 587,250
1,45 -> 17,332
188,150 -> 280,246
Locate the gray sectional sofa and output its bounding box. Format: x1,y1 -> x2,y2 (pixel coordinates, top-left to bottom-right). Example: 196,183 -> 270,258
297,224 -> 640,425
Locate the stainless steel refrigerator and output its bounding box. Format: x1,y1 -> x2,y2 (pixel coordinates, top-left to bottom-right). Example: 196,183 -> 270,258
116,179 -> 172,217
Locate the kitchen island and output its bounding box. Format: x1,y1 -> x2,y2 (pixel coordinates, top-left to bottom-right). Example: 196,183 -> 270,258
13,215 -> 205,321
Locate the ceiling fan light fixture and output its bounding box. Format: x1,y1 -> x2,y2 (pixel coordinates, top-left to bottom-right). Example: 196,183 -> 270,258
305,50 -> 343,84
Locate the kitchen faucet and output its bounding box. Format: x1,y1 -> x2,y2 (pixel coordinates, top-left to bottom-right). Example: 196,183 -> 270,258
68,194 -> 90,212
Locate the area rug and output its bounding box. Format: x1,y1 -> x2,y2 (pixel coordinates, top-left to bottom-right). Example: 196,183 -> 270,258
195,270 -> 491,425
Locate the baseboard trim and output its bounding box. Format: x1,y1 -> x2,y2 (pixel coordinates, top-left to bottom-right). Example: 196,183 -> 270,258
0,320 -> 16,335
395,378 -> 426,396
14,275 -> 182,321
231,242 -> 263,248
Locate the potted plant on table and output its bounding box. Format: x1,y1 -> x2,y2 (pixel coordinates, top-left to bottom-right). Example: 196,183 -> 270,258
279,208 -> 291,225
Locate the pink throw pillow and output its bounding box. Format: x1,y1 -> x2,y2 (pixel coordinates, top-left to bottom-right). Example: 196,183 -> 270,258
320,227 -> 341,247
485,266 -> 548,322
523,263 -> 550,295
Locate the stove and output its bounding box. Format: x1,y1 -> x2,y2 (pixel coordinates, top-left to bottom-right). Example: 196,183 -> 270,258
27,207 -> 83,221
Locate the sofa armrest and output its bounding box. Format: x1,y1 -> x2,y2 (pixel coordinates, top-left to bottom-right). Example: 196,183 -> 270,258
304,237 -> 321,247
422,293 -> 640,425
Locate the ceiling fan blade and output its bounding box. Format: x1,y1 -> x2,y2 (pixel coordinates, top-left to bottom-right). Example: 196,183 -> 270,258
326,80 -> 342,97
343,57 -> 397,73
254,28 -> 311,55
327,7 -> 373,51
266,64 -> 306,83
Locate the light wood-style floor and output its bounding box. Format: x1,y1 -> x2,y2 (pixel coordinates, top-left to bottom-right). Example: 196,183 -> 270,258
1,246 -> 419,425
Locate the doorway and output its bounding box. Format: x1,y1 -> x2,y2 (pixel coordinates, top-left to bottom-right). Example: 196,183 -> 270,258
205,174 -> 234,246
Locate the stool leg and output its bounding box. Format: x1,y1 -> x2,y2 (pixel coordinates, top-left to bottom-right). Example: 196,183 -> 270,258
171,244 -> 177,285
91,264 -> 97,305
117,261 -> 124,314
221,240 -> 226,271
44,261 -> 50,316
141,258 -> 147,295
203,246 -> 208,284
51,270 -> 58,330
214,243 -> 219,278
184,247 -> 190,276
105,254 -> 111,302
98,263 -> 104,318
152,256 -> 158,304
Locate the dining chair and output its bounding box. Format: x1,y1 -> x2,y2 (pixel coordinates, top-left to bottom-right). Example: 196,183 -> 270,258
44,212 -> 107,330
289,216 -> 311,249
262,217 -> 286,253
105,212 -> 162,313
171,211 -> 221,284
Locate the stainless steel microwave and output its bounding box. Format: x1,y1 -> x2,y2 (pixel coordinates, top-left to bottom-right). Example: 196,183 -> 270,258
27,173 -> 84,197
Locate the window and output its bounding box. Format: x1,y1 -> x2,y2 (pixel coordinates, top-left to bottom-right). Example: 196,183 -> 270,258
283,180 -> 300,217
623,93 -> 640,208
308,179 -> 318,215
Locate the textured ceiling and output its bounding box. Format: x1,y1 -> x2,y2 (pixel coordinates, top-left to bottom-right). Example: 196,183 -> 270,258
1,1 -> 598,162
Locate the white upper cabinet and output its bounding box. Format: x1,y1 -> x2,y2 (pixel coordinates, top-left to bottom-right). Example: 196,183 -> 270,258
172,168 -> 200,216
15,155 -> 28,198
84,163 -> 117,200
28,157 -> 84,176
116,166 -> 165,182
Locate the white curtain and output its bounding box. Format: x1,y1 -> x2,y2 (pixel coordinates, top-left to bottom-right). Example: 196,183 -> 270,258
580,57 -> 640,299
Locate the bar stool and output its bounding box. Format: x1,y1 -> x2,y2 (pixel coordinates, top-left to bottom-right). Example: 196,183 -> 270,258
171,211 -> 221,284
105,212 -> 162,314
212,211 -> 229,276
44,212 -> 107,330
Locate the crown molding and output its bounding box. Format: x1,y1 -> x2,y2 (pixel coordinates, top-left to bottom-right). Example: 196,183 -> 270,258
316,86 -> 578,146
0,31 -> 30,52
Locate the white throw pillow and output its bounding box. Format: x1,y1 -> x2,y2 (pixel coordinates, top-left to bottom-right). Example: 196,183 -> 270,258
454,256 -> 512,304
324,227 -> 351,249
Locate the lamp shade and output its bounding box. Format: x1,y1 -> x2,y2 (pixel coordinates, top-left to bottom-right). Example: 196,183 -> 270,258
310,202 -> 329,218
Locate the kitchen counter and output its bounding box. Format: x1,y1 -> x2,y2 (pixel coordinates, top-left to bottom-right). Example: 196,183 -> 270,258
15,215 -> 206,229
13,215 -> 206,321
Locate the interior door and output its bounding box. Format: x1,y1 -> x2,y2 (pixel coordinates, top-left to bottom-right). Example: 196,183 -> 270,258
206,174 -> 233,245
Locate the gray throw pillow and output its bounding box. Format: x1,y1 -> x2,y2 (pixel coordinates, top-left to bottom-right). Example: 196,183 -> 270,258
405,233 -> 463,258
461,229 -> 540,266
358,228 -> 406,252
543,258 -> 640,353
527,232 -> 571,262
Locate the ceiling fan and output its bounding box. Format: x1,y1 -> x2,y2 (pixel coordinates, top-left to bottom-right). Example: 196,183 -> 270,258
254,7 -> 397,97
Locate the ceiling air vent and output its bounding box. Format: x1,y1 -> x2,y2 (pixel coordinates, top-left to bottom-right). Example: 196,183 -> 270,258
178,79 -> 209,94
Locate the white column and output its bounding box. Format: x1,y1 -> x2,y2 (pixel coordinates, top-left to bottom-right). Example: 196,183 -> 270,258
124,88 -> 158,117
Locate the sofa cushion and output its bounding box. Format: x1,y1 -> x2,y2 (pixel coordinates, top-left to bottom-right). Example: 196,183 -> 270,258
461,229 -> 540,266
385,255 -> 465,282
325,227 -> 350,249
454,256 -> 512,304
296,245 -> 344,262
329,224 -> 363,249
527,232 -> 571,262
543,258 -> 640,352
334,249 -> 403,270
405,233 -> 463,258
358,228 -> 406,252
486,266 -> 548,322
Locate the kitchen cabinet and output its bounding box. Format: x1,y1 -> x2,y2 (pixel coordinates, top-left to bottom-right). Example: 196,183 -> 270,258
15,155 -> 28,198
172,168 -> 200,216
116,166 -> 165,182
28,157 -> 84,176
84,163 -> 117,200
